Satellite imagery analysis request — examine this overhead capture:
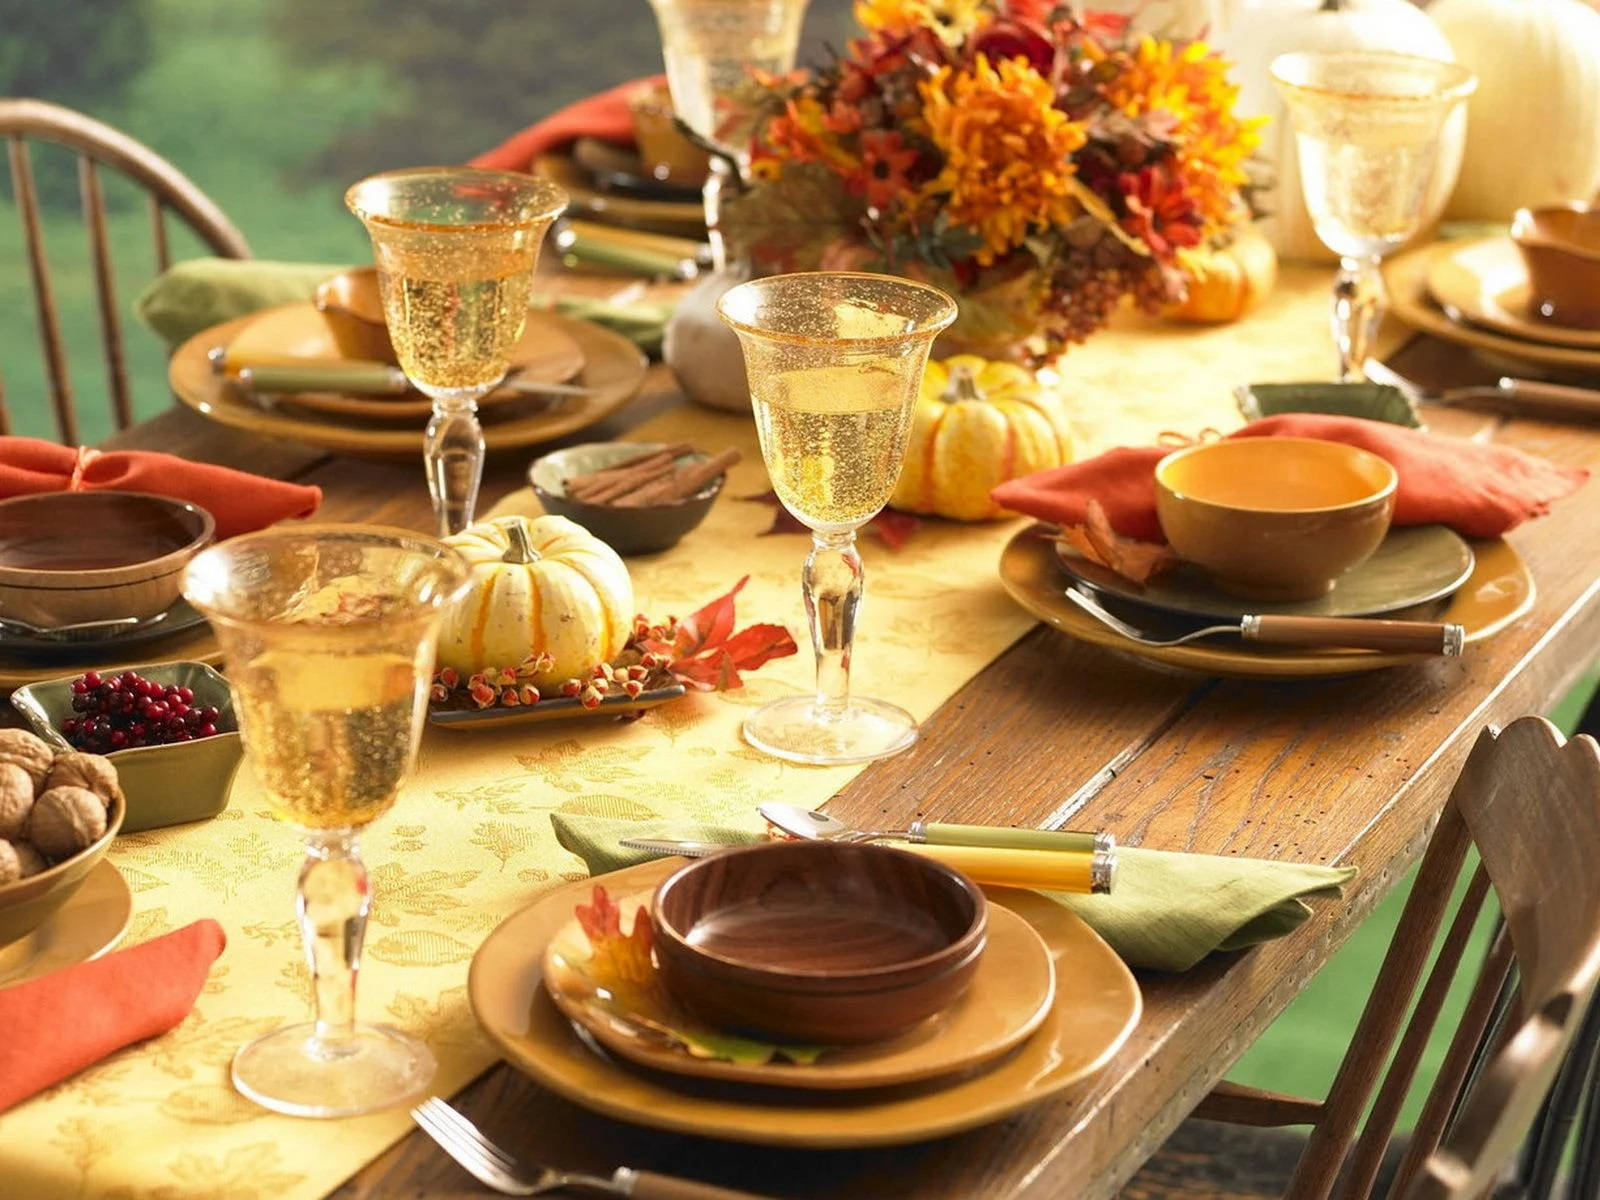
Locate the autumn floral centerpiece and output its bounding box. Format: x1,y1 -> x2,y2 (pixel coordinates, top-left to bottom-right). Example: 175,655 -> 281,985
720,0 -> 1262,360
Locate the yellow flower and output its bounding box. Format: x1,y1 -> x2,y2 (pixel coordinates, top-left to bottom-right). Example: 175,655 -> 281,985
854,0 -> 992,45
918,55 -> 1089,265
1100,37 -> 1263,234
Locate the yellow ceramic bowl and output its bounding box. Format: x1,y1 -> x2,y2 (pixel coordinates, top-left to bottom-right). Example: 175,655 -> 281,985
1512,204 -> 1600,330
0,789 -> 124,950
1154,437 -> 1398,602
313,267 -> 396,362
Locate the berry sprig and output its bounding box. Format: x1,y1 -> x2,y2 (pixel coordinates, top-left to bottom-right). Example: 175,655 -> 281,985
60,670 -> 223,752
428,621 -> 678,714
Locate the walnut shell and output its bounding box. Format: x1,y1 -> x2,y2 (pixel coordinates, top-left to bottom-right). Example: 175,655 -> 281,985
0,729 -> 54,790
0,763 -> 34,841
0,839 -> 47,881
28,786 -> 106,861
45,752 -> 122,811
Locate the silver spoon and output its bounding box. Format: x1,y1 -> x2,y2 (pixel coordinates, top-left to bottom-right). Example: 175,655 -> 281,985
757,801 -> 1111,855
0,612 -> 160,643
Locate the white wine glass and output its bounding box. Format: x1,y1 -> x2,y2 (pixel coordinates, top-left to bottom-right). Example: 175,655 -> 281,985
346,168 -> 567,535
183,526 -> 468,1117
1271,51 -> 1475,381
719,271 -> 957,765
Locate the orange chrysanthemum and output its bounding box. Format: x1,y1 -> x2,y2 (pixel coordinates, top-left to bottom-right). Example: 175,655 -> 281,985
855,0 -> 991,45
1096,36 -> 1262,235
918,55 -> 1089,265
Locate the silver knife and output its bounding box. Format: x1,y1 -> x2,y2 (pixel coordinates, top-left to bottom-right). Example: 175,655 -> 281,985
234,361 -> 596,398
620,837 -> 753,858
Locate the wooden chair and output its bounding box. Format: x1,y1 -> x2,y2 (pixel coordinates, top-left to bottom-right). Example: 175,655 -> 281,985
1125,716 -> 1600,1199
0,97 -> 250,444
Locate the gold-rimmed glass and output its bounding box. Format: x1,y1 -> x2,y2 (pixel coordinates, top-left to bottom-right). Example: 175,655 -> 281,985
643,0 -> 810,270
182,526 -> 468,1118
719,271 -> 957,765
1271,51 -> 1476,381
345,168 -> 567,535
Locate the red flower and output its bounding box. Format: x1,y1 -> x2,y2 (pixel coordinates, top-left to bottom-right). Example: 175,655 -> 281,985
969,18 -> 1055,76
1118,163 -> 1203,258
852,128 -> 920,210
1003,0 -> 1059,22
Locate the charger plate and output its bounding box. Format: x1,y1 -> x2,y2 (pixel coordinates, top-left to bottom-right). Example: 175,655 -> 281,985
1425,237 -> 1600,350
0,859 -> 131,987
1002,525 -> 1533,680
1057,524 -> 1475,622
170,308 -> 647,459
535,150 -> 706,238
1384,241 -> 1600,374
0,621 -> 221,693
541,886 -> 1055,1090
469,858 -> 1140,1148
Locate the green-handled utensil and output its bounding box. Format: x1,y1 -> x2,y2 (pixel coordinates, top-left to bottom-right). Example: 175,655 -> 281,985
757,802 -> 1113,855
235,362 -> 595,398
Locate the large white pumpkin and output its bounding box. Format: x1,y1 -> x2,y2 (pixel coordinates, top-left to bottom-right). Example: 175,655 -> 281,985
1432,0 -> 1600,219
437,514 -> 634,683
1217,0 -> 1466,263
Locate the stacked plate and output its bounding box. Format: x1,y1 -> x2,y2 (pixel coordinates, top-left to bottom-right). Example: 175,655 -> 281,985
167,305 -> 649,460
467,859 -> 1142,1148
999,523 -> 1536,679
1384,236 -> 1600,377
0,600 -> 218,692
535,137 -> 707,239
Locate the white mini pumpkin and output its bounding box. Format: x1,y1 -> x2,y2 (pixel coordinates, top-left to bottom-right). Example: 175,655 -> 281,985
437,514 -> 634,684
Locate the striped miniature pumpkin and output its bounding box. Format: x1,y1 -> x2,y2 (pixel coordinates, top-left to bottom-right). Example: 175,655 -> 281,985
891,356 -> 1073,522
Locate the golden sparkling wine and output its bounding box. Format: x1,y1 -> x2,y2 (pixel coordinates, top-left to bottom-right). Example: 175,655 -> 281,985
1296,137 -> 1440,260
232,649 -> 428,831
375,245 -> 533,393
752,363 -> 917,530
651,0 -> 809,139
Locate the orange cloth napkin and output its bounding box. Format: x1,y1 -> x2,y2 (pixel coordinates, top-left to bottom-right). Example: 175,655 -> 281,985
0,437 -> 322,540
991,414 -> 1590,541
470,76 -> 661,173
0,919 -> 225,1113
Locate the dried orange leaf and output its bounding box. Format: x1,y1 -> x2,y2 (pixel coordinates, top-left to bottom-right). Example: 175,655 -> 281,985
1051,499 -> 1179,587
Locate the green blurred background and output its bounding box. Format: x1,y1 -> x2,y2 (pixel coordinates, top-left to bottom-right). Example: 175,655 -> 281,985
2,0 -> 1591,1139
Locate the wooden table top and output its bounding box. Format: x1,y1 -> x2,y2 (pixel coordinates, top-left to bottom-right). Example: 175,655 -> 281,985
107,292 -> 1600,1200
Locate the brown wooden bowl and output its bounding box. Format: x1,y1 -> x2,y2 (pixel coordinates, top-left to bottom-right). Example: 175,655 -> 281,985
650,841 -> 987,1044
313,266 -> 396,362
0,789 -> 124,949
0,492 -> 215,629
1512,204 -> 1600,330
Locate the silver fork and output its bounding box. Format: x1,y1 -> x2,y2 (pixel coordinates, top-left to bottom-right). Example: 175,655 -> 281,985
410,1096 -> 770,1199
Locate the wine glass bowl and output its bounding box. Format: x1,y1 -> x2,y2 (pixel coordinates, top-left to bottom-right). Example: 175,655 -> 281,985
1271,52 -> 1475,381
182,526 -> 468,1118
345,168 -> 567,535
719,271 -> 957,765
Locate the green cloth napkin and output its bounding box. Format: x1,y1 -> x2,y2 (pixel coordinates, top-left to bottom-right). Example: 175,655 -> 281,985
132,257 -> 673,356
550,813 -> 1358,974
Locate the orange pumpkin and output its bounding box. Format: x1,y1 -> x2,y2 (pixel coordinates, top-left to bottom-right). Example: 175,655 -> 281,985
891,356 -> 1073,522
1167,226 -> 1279,324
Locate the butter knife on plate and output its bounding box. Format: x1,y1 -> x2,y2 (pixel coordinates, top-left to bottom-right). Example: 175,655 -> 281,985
1063,586 -> 1464,656
233,361 -> 596,399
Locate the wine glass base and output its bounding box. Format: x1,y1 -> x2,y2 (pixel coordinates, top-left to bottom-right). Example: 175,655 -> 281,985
231,1022 -> 436,1118
742,695 -> 917,765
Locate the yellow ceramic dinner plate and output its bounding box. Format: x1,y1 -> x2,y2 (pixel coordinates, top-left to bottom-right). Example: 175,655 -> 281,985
1425,237 -> 1600,351
541,886 -> 1056,1091
1001,524 -> 1534,680
1384,240 -> 1600,374
535,150 -> 706,238
0,859 -> 131,987
469,860 -> 1141,1148
169,309 -> 648,459
223,304 -> 589,423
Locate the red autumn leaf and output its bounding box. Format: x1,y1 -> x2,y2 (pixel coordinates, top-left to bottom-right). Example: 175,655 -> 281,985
573,885 -> 661,1009
642,576 -> 799,692
1049,498 -> 1179,586
740,489 -> 921,549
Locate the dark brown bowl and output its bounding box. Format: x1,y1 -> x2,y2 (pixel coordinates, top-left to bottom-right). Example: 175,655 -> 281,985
650,841 -> 987,1044
0,492 -> 215,628
529,442 -> 723,556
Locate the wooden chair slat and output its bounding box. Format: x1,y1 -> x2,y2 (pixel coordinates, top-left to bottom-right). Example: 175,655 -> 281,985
1190,1080 -> 1323,1128
80,155 -> 132,429
9,134 -> 79,445
149,194 -> 170,273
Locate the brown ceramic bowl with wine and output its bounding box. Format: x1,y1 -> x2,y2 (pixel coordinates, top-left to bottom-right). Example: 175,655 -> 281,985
0,492 -> 215,629
650,840 -> 988,1044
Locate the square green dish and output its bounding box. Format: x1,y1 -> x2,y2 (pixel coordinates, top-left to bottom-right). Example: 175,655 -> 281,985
1234,382 -> 1424,428
10,661 -> 243,833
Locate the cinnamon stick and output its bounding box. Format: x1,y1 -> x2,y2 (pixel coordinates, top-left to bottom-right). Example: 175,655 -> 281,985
615,448 -> 742,506
565,442 -> 694,503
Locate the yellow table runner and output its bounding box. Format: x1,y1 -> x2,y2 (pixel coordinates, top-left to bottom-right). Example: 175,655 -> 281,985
0,268 -> 1394,1199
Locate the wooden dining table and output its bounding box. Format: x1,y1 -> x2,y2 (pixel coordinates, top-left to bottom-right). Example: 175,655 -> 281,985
100,275 -> 1600,1200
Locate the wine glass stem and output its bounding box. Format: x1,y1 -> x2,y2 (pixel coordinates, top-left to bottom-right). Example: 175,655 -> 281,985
297,831 -> 370,1050
804,529 -> 863,721
1332,255 -> 1386,382
424,398 -> 485,536
703,158 -> 731,274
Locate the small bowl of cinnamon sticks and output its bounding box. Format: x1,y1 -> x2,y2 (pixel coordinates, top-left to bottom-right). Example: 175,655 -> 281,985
529,441 -> 739,555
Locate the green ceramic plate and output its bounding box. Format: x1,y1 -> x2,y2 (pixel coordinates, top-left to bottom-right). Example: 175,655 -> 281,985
1235,382 -> 1424,429
10,660 -> 243,833
1056,524 -> 1476,621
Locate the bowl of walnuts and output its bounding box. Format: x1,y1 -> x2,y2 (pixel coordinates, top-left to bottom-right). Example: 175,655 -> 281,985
0,727 -> 126,950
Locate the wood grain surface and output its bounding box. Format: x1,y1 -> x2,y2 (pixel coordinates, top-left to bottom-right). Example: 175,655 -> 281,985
108,289 -> 1600,1200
